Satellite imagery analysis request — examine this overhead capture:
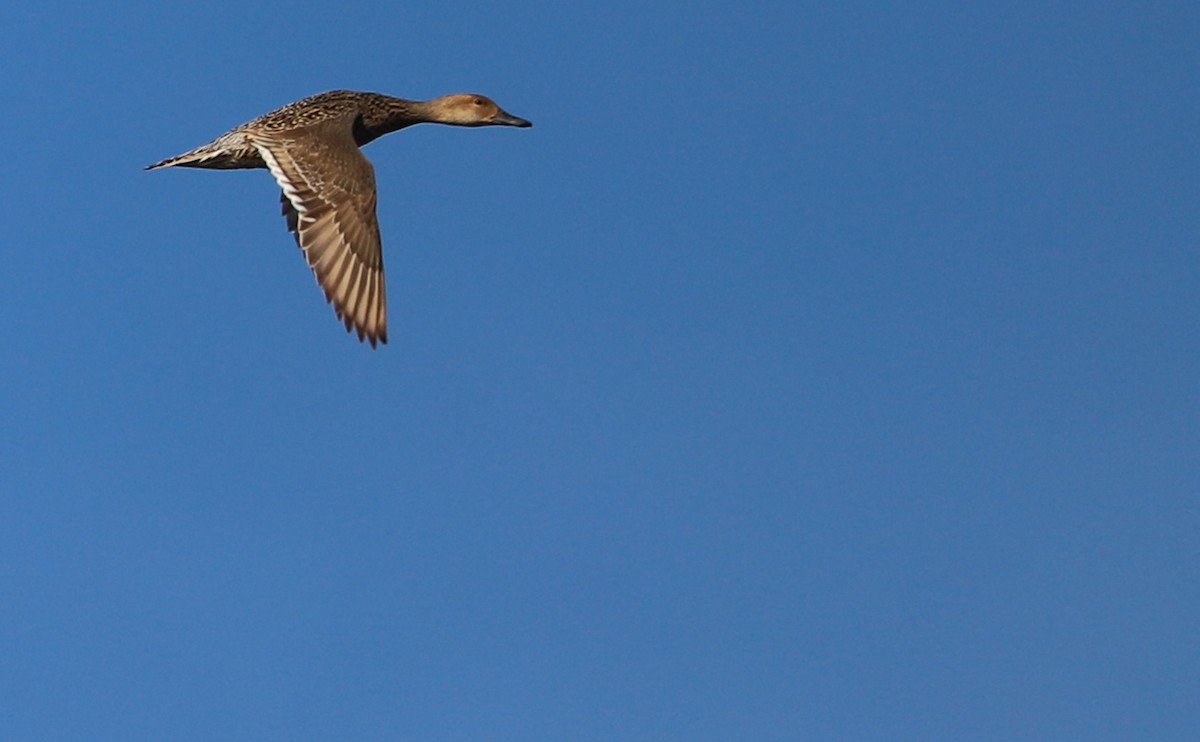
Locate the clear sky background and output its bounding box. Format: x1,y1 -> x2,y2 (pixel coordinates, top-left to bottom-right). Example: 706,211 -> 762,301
1,2 -> 1196,740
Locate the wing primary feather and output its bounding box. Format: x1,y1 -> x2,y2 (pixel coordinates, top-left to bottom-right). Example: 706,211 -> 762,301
251,122 -> 388,346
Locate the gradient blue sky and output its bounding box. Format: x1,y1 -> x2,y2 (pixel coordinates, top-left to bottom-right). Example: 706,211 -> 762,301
1,2 -> 1197,740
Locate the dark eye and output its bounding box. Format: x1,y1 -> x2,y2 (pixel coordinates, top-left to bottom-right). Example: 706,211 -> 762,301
473,97 -> 485,106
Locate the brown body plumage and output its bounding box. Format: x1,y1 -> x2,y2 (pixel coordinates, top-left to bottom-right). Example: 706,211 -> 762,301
148,90 -> 531,347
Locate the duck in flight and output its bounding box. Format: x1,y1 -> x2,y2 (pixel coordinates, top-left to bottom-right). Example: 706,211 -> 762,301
147,90 -> 532,347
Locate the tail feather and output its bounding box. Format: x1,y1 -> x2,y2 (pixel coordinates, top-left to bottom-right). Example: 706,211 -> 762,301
145,143 -> 264,170
145,151 -> 201,170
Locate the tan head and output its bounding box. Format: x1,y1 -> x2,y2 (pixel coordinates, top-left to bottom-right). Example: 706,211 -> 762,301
427,93 -> 532,127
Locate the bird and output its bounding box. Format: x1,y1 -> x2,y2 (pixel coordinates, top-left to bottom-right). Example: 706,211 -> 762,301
147,90 -> 532,347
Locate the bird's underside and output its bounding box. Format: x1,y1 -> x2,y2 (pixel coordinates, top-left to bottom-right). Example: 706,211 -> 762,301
148,118 -> 388,347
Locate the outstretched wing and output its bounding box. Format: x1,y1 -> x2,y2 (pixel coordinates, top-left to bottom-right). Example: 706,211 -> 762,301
251,116 -> 387,347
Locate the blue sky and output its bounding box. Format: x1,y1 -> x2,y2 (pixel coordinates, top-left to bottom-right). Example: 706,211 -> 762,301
1,1 -> 1197,739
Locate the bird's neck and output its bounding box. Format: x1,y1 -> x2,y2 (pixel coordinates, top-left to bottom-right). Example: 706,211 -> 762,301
354,96 -> 438,145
